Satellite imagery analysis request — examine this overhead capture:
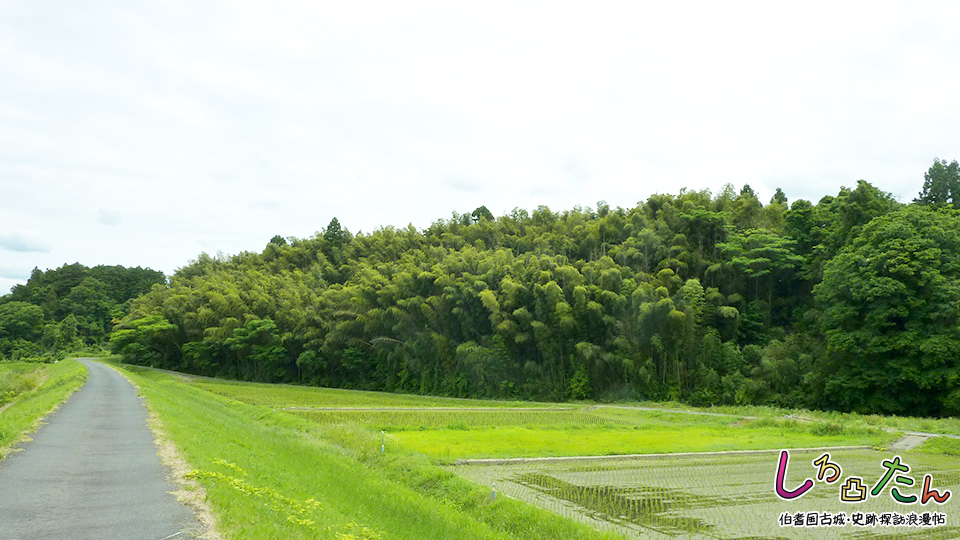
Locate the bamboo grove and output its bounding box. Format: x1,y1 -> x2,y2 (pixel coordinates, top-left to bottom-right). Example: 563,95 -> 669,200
103,160 -> 960,416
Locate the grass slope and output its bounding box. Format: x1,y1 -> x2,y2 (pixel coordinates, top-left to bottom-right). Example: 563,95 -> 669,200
112,362 -> 624,540
0,359 -> 87,456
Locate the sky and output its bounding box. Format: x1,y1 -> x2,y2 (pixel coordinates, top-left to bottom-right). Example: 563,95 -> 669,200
2,1 -> 959,294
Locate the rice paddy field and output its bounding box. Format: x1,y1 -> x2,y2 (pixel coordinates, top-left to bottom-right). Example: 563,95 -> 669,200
292,407 -> 893,461
189,378 -> 550,409
451,449 -> 960,539
158,372 -> 960,539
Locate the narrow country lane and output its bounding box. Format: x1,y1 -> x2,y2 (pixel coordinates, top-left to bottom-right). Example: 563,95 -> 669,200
0,359 -> 201,539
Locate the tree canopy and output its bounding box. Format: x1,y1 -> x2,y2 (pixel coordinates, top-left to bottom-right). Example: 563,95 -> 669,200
815,205 -> 960,415
105,172 -> 957,415
9,163 -> 957,416
0,264 -> 165,359
916,158 -> 960,209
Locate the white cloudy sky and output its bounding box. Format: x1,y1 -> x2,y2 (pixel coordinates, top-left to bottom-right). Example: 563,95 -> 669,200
2,1 -> 959,293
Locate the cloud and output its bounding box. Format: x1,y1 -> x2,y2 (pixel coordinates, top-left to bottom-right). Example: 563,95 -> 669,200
444,176 -> 481,193
0,0 -> 957,284
0,229 -> 52,253
98,208 -> 122,226
0,266 -> 30,281
0,277 -> 24,296
560,158 -> 591,184
246,198 -> 282,211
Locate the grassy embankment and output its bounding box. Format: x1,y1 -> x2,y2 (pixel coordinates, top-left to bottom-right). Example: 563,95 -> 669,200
111,362 -> 626,540
0,359 -> 87,456
112,366 -> 959,539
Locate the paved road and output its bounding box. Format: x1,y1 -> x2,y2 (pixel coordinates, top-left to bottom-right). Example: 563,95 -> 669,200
0,359 -> 200,540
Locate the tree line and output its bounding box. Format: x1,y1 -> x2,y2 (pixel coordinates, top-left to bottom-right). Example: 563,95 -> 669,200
0,264 -> 165,360
20,160 -> 960,416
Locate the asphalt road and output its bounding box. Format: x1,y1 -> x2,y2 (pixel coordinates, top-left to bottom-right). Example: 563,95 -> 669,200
0,359 -> 200,540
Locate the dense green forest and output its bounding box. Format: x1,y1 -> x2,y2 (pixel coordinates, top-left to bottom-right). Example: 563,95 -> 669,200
5,160 -> 959,417
0,264 -> 165,360
103,159 -> 960,417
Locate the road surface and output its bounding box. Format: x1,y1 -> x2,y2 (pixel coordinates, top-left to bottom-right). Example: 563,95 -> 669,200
0,359 -> 201,539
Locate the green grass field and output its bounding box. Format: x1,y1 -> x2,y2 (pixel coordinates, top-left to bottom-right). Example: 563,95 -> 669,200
106,363 -> 960,539
393,421 -> 891,462
0,359 -> 87,455
292,405 -> 895,462
292,409 -> 611,430
190,378 -> 557,409
111,362 -> 625,540
186,376 -> 897,461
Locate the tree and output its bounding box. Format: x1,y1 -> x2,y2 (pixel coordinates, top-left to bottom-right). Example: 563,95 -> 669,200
109,315 -> 180,367
799,180 -> 900,283
718,229 -> 804,330
770,188 -> 788,206
323,217 -> 345,249
0,302 -> 44,342
323,217 -> 347,268
58,314 -> 79,349
471,206 -> 495,222
732,186 -> 762,230
915,158 -> 960,209
814,206 -> 960,416
225,319 -> 287,381
567,363 -> 593,400
99,175 -> 949,410
1,263 -> 164,349
59,277 -> 116,341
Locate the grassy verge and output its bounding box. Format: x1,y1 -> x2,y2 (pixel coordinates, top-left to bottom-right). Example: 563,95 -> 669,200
917,436 -> 960,456
0,359 -> 88,456
111,362 -> 625,540
1,362 -> 46,406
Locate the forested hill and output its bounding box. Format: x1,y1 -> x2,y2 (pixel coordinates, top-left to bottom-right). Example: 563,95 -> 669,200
0,264 -> 166,359
112,160 -> 960,417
